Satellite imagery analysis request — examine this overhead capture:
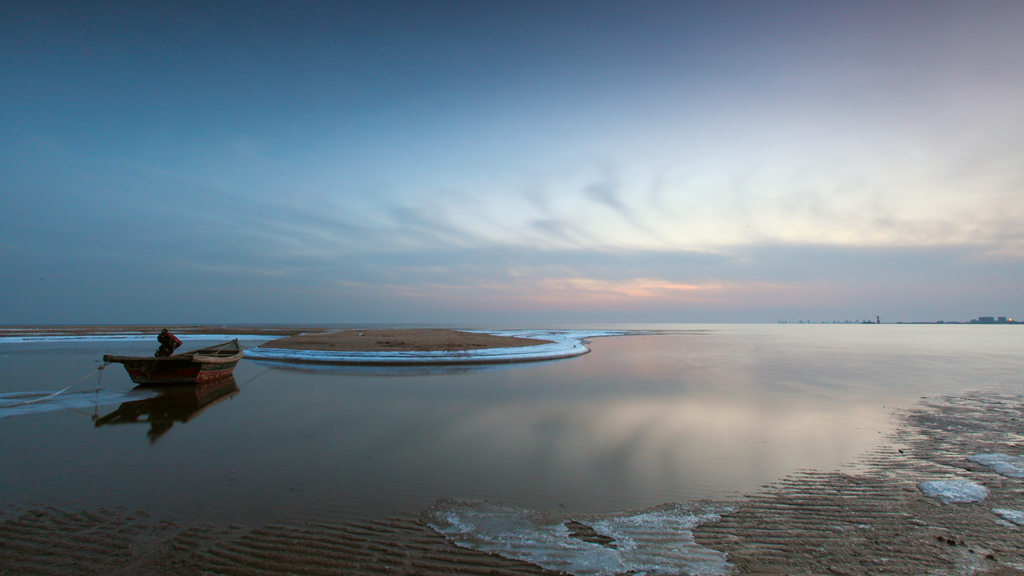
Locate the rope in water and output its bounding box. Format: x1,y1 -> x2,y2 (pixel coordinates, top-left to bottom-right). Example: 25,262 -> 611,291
3,363 -> 111,408
3,339 -> 269,411
236,365 -> 276,386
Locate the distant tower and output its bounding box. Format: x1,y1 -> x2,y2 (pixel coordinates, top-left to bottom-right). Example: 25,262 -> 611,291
877,315 -> 880,324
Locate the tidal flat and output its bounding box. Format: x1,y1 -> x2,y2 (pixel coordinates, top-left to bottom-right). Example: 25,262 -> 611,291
2,324 -> 1023,574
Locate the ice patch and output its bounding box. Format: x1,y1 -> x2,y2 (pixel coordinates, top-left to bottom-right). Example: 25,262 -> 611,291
993,509 -> 1024,526
246,330 -> 627,365
0,389 -> 160,418
968,453 -> 1024,478
425,500 -> 734,576
918,480 -> 989,503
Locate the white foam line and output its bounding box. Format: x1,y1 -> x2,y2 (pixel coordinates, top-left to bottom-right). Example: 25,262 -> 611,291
0,388 -> 160,418
244,330 -> 627,365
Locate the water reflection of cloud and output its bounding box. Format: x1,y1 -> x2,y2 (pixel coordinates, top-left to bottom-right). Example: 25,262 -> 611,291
396,393 -> 891,507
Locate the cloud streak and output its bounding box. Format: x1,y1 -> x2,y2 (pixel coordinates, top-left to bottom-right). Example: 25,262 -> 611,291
2,2 -> 1023,324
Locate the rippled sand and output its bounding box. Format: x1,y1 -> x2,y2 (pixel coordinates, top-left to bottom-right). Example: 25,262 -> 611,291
5,391 -> 1024,575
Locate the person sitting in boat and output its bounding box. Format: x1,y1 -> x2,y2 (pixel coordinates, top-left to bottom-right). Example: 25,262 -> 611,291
155,329 -> 182,357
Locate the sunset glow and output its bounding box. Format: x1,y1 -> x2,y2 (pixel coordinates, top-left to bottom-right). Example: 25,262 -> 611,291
3,2 -> 1021,323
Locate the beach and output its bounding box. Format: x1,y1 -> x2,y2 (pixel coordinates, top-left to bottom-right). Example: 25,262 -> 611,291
258,328 -> 554,352
0,326 -> 548,347
1,326 -> 595,365
3,326 -> 1024,575
244,328 -> 611,365
4,391 -> 1024,574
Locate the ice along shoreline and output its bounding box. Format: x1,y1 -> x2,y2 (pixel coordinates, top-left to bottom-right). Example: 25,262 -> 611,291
244,330 -> 629,365
0,327 -> 638,365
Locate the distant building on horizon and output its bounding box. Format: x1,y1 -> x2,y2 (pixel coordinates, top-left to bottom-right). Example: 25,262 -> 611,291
971,316 -> 1016,324
899,316 -> 1019,325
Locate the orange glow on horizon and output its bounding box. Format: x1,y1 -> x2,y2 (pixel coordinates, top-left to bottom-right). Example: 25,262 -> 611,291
372,276 -> 845,312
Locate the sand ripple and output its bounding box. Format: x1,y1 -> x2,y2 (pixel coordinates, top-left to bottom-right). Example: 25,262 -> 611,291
5,391 -> 1024,575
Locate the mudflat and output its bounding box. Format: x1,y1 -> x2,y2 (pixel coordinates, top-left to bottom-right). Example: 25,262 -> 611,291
1,326 -> 554,353
6,327 -> 1024,574
259,329 -> 552,352
5,391 -> 1024,575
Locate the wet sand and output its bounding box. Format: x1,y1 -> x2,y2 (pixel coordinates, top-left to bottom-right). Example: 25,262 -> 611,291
245,328 -> 592,365
261,329 -> 553,352
692,392 -> 1024,575
1,326 -> 555,353
5,390 -> 1024,575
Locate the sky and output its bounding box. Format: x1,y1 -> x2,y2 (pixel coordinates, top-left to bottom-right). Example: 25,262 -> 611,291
2,1 -> 1022,325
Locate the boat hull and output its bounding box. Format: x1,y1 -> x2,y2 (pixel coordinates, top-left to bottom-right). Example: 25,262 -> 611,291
115,357 -> 240,385
104,339 -> 243,386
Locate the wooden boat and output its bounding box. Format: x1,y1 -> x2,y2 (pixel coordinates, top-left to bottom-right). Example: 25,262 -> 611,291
103,339 -> 243,385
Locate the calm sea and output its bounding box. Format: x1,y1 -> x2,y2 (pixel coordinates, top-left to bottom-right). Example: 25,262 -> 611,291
1,324 -> 1021,526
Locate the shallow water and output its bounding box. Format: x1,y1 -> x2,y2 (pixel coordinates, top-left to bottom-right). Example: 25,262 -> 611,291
1,324 -> 1021,526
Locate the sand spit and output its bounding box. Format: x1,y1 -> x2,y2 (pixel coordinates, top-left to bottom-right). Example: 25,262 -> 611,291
5,391 -> 1024,575
245,329 -> 612,365
2,327 -> 625,364
261,329 -> 552,352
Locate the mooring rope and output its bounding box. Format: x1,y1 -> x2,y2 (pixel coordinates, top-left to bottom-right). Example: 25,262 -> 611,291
236,365 -> 277,386
225,340 -> 277,385
3,336 -> 272,412
237,340 -> 265,352
2,363 -> 111,408
206,340 -> 239,353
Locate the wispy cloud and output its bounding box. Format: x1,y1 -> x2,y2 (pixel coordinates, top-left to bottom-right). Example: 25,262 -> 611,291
4,2 -> 1023,323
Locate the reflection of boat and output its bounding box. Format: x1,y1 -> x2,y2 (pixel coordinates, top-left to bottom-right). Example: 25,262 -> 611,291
93,377 -> 240,442
103,339 -> 243,385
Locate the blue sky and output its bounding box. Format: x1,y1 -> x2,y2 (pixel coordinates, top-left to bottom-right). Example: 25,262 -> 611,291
2,1 -> 1022,324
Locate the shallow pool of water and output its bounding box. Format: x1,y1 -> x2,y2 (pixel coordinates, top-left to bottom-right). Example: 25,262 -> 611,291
1,325 -> 1021,525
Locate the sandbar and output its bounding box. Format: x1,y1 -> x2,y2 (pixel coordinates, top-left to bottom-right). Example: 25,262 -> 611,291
245,329 -> 613,365
4,327 -> 1024,573
0,326 -> 613,365
261,329 -> 552,352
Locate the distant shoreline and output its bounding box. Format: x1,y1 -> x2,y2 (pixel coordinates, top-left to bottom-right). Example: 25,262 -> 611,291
245,329 -> 625,365
0,325 -> 318,337
0,325 -> 621,365
896,321 -> 1021,325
